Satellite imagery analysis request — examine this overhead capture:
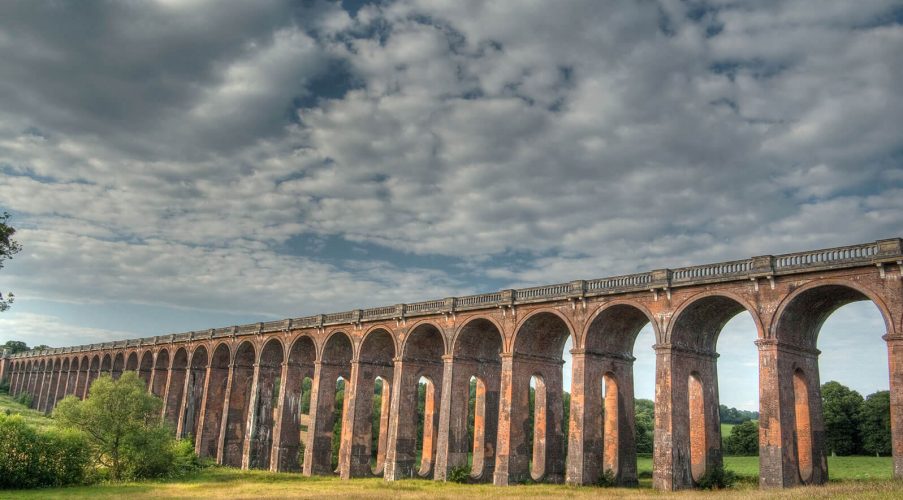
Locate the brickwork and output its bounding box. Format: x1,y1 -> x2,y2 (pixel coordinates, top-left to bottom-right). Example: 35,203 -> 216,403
3,239 -> 902,491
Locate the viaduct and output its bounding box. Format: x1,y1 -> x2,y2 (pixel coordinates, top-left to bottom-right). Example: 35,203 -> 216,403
2,238 -> 902,490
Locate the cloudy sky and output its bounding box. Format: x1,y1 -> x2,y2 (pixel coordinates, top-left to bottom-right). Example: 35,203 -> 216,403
1,0 -> 901,409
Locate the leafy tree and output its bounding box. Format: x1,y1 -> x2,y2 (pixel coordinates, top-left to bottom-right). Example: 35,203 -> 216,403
718,404 -> 759,424
2,340 -> 28,354
859,390 -> 891,456
53,372 -> 176,480
821,381 -> 864,456
724,420 -> 759,456
0,212 -> 22,312
635,399 -> 654,454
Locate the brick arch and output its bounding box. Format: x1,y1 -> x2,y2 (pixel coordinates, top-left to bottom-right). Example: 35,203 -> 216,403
511,308 -> 576,360
320,330 -> 354,364
666,290 -> 763,352
452,316 -> 505,360
357,326 -> 397,363
400,319 -> 448,357
771,278 -> 896,348
581,299 -> 660,353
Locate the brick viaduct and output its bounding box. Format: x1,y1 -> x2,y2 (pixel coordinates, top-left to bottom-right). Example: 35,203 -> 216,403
2,238 -> 902,490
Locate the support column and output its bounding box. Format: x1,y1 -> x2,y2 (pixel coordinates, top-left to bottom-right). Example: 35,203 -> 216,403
433,356 -> 457,481
566,351 -> 599,485
757,339 -> 828,488
269,361 -> 291,472
888,334 -> 903,479
215,360 -> 236,464
652,345 -> 722,491
241,362 -> 262,470
493,354 -> 517,485
175,354 -> 194,438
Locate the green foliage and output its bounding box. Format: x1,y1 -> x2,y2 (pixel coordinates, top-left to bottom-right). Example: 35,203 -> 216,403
822,381 -> 864,456
0,413 -> 92,489
595,469 -> 617,487
0,379 -> 9,394
2,340 -> 28,354
448,465 -> 470,483
53,371 -> 194,481
695,463 -> 736,490
724,420 -> 758,456
16,392 -> 33,407
634,399 -> 654,454
859,390 -> 892,456
718,404 -> 759,424
0,212 -> 22,313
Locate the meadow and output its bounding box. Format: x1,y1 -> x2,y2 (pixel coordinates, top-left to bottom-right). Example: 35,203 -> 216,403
2,393 -> 900,499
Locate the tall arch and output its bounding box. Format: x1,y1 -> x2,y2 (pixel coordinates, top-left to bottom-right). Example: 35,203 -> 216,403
303,331 -> 352,476
180,345 -> 208,440
499,311 -> 574,484
339,328 -> 396,479
85,355 -> 100,397
43,359 -> 62,412
247,338 -> 284,470
198,343 -> 231,459
273,335 -> 316,472
138,351 -> 153,388
384,321 -> 446,480
112,352 -> 125,380
126,351 -> 138,372
223,341 -> 256,467
164,348 -> 189,429
152,349 -> 170,398
100,353 -> 112,375
656,293 -> 758,490
436,317 -> 503,482
54,358 -> 71,408
763,281 -> 896,487
74,357 -> 89,398
568,302 -> 653,485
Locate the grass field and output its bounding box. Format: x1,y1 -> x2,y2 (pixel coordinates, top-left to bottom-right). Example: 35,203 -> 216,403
2,393 -> 900,498
0,392 -> 55,430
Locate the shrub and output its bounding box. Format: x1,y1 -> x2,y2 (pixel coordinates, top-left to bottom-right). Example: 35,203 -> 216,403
0,413 -> 91,489
448,465 -> 470,483
16,392 -> 33,407
595,469 -> 617,487
54,372 -> 195,481
696,463 -> 736,490
724,420 -> 759,456
0,379 -> 9,394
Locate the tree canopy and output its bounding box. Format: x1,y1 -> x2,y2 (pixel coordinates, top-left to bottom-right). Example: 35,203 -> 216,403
0,212 -> 22,312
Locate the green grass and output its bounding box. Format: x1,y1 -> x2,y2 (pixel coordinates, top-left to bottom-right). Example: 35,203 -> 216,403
0,391 -> 55,430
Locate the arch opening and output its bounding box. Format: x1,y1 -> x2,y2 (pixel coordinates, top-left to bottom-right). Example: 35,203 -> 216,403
198,343 -> 230,459
223,341 -> 255,467
450,318 -> 502,482
511,312 -> 572,483
138,352 -> 153,388
275,336 -> 315,472
112,353 -> 124,380
181,346 -> 208,440
249,339 -> 284,470
164,348 -> 189,429
85,356 -> 100,396
307,331 -> 352,476
152,349 -> 170,398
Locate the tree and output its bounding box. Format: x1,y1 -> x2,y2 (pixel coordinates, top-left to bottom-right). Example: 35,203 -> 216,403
724,420 -> 759,456
0,212 -> 22,312
635,399 -> 654,454
53,372 -> 170,480
2,340 -> 28,354
859,390 -> 892,456
821,381 -> 864,456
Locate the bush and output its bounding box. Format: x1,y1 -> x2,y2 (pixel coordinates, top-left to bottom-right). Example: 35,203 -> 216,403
0,413 -> 92,489
53,372 -> 197,481
0,379 -> 9,394
696,464 -> 736,490
595,469 -> 617,487
448,465 -> 470,483
724,420 -> 759,456
16,392 -> 32,407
